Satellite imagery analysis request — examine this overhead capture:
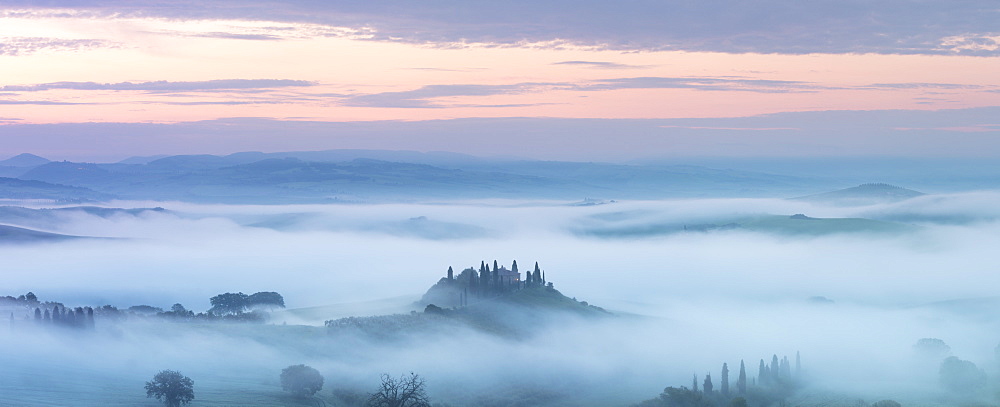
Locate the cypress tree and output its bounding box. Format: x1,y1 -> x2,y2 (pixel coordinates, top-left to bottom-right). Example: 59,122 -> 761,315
780,356 -> 791,381
533,262 -> 541,285
480,261 -> 490,294
758,359 -> 767,386
447,266 -> 454,280
52,306 -> 60,323
795,351 -> 801,377
721,363 -> 730,396
34,308 -> 41,321
43,309 -> 51,322
86,307 -> 95,329
511,260 -> 518,273
703,373 -> 713,394
493,260 -> 499,271
693,374 -> 698,392
770,355 -> 780,383
738,360 -> 747,394
479,265 -> 493,294
469,270 -> 478,297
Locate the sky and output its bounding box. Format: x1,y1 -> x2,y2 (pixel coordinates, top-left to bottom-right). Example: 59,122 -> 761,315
1,1 -> 1000,161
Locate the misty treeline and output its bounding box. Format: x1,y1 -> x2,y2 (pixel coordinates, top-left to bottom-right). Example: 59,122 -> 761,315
914,337 -> 992,399
634,353 -> 803,407
3,291 -> 96,331
2,291 -> 285,331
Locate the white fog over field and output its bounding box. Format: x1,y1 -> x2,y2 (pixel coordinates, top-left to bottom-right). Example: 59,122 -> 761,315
3,194 -> 1000,406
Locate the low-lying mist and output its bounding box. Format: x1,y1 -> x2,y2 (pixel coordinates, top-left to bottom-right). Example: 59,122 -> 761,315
3,194 -> 1000,406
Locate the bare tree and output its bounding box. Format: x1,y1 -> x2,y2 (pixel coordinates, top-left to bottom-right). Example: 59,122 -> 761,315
366,372 -> 430,407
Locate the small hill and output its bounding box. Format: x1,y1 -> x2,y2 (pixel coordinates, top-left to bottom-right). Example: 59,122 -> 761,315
327,263 -> 609,339
736,214 -> 917,235
0,153 -> 50,167
792,183 -> 925,206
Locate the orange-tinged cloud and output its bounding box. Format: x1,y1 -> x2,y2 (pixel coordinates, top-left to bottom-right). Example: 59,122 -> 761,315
1,13 -> 999,124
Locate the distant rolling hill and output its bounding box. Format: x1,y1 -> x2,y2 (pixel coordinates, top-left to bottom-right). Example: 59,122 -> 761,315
734,214 -> 917,235
0,154 -> 52,178
792,183 -> 925,206
0,177 -> 114,203
0,224 -> 83,243
578,213 -> 917,238
17,158 -> 577,203
0,206 -> 166,231
0,153 -> 50,167
13,152 -> 825,203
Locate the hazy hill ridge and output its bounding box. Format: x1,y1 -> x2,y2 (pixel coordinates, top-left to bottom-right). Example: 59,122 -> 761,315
0,153 -> 50,167
0,177 -> 114,203
792,183 -> 925,205
0,224 -> 83,243
7,150 -> 823,203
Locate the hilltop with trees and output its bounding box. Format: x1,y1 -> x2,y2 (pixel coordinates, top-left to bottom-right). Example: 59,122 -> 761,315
327,260 -> 610,339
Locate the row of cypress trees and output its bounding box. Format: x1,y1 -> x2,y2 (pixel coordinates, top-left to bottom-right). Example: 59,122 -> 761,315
693,352 -> 802,397
9,305 -> 96,330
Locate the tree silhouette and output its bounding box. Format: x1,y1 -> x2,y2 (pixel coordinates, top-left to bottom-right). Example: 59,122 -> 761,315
721,363 -> 729,396
209,292 -> 248,315
280,364 -> 324,397
939,356 -> 986,394
795,351 -> 801,377
737,360 -> 747,394
145,370 -> 194,407
366,372 -> 430,407
661,387 -> 702,407
247,292 -> 285,310
770,355 -> 779,383
758,359 -> 767,386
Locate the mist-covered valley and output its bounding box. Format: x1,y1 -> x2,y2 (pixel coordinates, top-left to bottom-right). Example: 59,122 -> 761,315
6,0 -> 1000,404
4,187 -> 1000,406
